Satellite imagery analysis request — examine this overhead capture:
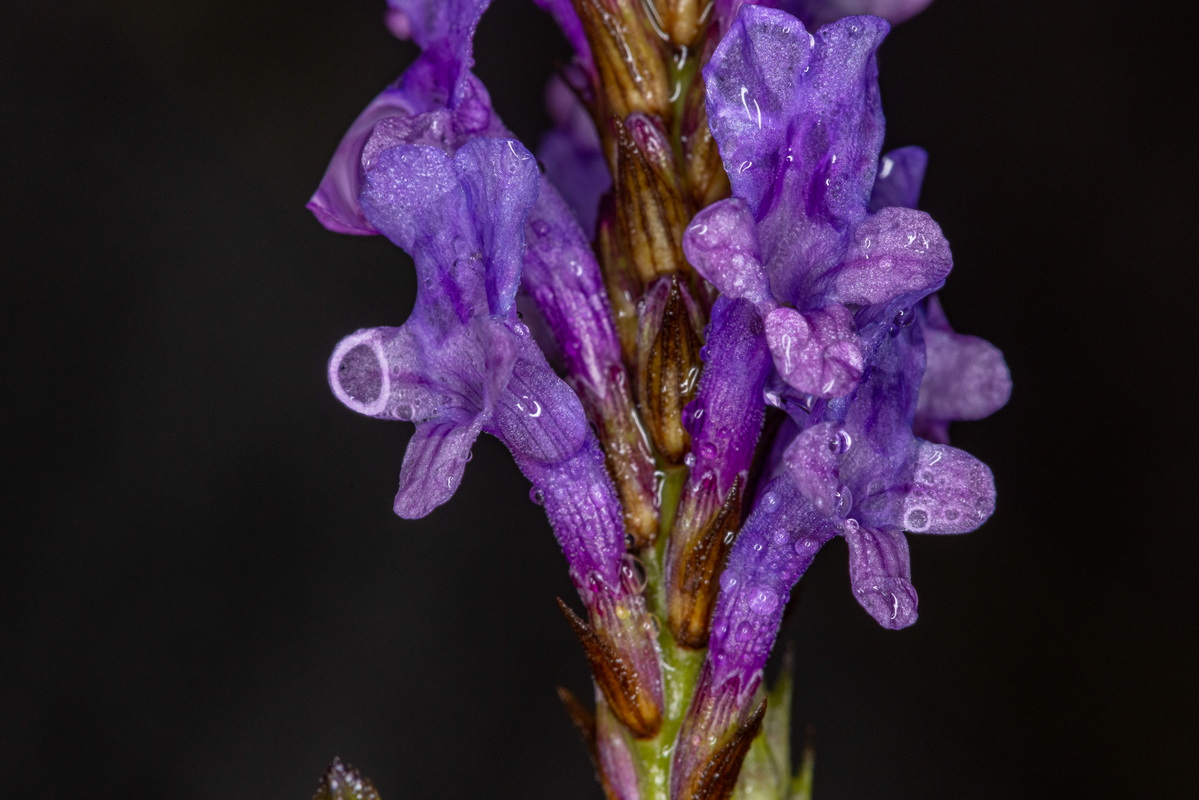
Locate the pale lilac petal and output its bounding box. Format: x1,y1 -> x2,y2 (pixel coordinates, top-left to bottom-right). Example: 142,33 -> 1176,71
829,206 -> 951,308
328,325 -> 498,425
916,296 -> 1012,436
683,198 -> 771,305
842,520 -> 918,629
307,88 -> 414,235
394,417 -> 483,518
901,441 -> 996,534
764,304 -> 863,397
870,145 -> 928,212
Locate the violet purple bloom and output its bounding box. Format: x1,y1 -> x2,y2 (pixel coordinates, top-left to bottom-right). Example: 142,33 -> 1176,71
686,8 -> 952,400
315,0 -> 1006,794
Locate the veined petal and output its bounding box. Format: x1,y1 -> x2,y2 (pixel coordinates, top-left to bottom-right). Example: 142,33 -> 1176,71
493,350 -> 589,464
685,297 -> 773,496
385,0 -> 489,54
395,417 -> 483,518
900,441 -> 996,534
704,6 -> 816,217
683,198 -> 771,305
360,138 -> 539,322
828,206 -> 951,308
870,145 -> 928,212
764,304 -> 863,397
842,520 -> 918,629
451,138 -> 541,316
307,87 -> 414,235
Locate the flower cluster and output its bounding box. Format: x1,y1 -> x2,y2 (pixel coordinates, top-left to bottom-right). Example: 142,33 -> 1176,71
312,1 -> 1009,797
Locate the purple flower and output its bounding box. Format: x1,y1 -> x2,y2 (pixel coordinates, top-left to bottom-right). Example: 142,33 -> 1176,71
685,8 -> 952,399
317,0 -> 664,736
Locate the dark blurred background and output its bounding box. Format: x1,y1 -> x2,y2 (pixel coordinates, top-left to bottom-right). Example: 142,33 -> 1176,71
3,1 -> 1195,797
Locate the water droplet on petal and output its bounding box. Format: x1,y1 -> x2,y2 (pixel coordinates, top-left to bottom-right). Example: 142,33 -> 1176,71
828,429 -> 852,454
683,452 -> 696,468
394,403 -> 414,421
719,571 -> 738,592
762,491 -> 778,507
735,621 -> 752,642
748,587 -> 779,615
620,553 -> 647,593
906,508 -> 929,531
529,487 -> 545,505
834,484 -> 853,516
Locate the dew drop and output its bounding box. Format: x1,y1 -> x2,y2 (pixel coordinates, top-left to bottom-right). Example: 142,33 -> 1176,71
905,508 -> 929,531
834,485 -> 853,516
771,528 -> 789,546
723,530 -> 736,545
684,452 -> 696,468
828,429 -> 852,454
620,553 -> 648,593
719,571 -> 738,592
529,487 -> 545,505
893,307 -> 914,328
699,441 -> 718,459
394,403 -> 414,421
748,587 -> 779,615
735,621 -> 752,642
761,491 -> 778,507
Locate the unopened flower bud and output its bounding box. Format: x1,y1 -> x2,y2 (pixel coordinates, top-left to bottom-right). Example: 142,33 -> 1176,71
636,275 -> 704,462
615,113 -> 692,283
573,0 -> 670,122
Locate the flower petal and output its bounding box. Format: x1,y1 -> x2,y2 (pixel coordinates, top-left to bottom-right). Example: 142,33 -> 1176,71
450,137 -> 541,316
360,138 -> 539,321
538,78 -> 609,237
915,296 -> 1012,438
764,304 -> 863,397
394,417 -> 483,518
842,520 -> 918,629
704,6 -> 816,217
307,88 -> 414,235
901,441 -> 996,534
683,198 -> 771,305
493,350 -> 589,464
829,206 -> 951,309
782,420 -> 842,516
870,145 -> 928,212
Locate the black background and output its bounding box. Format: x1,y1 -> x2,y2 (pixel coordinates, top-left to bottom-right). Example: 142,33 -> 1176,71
4,1 -> 1196,797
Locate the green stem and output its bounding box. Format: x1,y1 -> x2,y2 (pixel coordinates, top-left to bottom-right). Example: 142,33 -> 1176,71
630,465 -> 705,799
